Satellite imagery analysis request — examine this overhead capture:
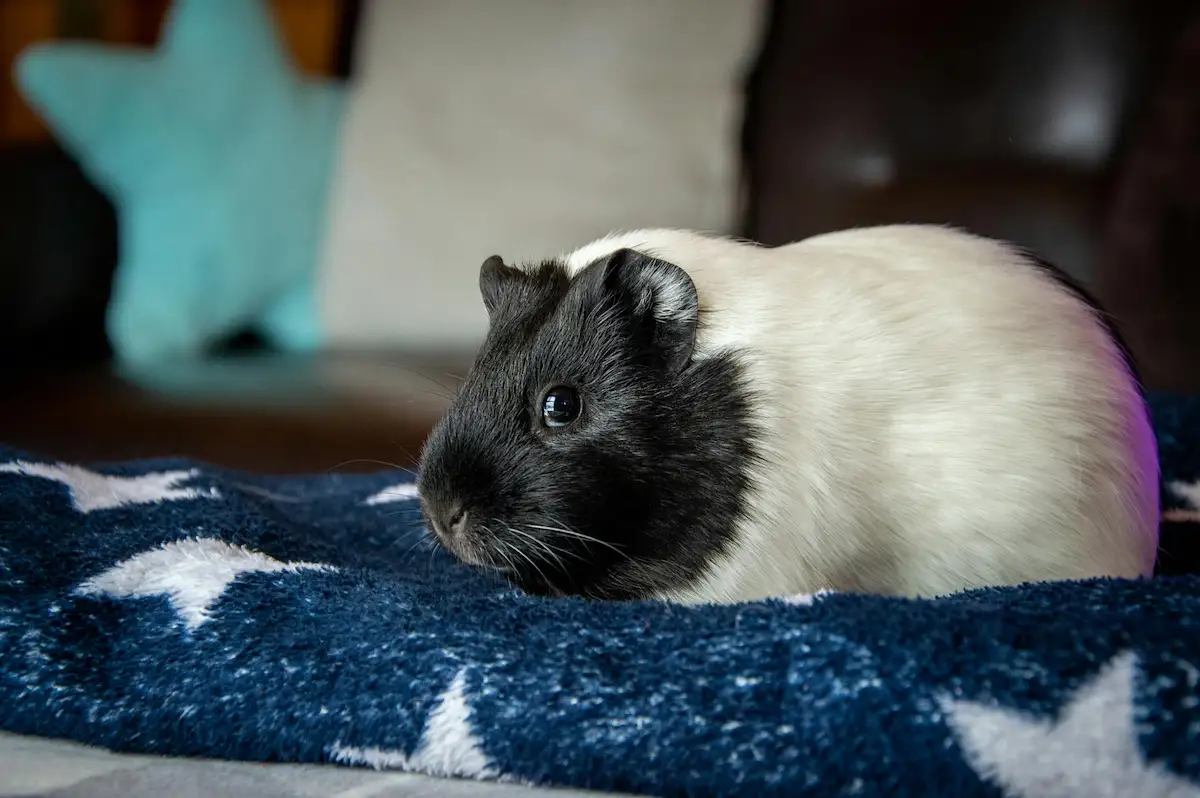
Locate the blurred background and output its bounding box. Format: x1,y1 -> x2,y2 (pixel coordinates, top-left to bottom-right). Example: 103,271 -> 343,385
1,0 -> 1199,474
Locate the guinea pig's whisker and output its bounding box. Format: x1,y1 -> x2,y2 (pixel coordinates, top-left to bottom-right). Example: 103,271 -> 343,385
382,507 -> 420,520
499,537 -> 556,589
426,537 -> 440,576
392,366 -> 459,401
490,542 -> 520,574
441,371 -> 467,387
540,515 -> 615,548
500,524 -> 562,568
504,542 -> 547,578
324,458 -> 419,479
396,532 -> 432,559
527,523 -> 627,558
496,542 -> 524,574
523,533 -> 583,566
504,525 -> 580,568
476,524 -> 513,573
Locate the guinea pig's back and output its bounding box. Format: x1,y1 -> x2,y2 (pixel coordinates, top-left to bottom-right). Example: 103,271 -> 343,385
566,225 -> 1160,600
730,225 -> 1158,597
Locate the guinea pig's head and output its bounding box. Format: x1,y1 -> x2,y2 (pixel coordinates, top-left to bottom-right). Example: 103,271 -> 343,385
416,247 -> 760,600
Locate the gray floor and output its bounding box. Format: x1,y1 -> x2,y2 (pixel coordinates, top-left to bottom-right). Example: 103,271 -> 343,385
0,732 -> 630,798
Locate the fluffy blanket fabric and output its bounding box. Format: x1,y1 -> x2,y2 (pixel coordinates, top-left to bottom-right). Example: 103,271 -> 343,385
2,395 -> 1199,798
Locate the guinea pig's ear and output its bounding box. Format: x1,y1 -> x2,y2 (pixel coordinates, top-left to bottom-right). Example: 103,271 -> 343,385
479,255 -> 519,317
583,248 -> 700,375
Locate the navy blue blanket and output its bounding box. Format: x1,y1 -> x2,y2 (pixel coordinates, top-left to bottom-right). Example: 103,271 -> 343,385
2,395 -> 1200,798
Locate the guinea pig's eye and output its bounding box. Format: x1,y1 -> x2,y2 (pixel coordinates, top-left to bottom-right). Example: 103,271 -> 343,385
541,386 -> 581,429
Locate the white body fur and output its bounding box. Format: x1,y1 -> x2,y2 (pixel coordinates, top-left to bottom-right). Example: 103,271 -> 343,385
562,225 -> 1160,603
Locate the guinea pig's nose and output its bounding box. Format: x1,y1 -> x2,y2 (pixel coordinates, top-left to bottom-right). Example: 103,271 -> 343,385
432,501 -> 469,539
447,506 -> 468,536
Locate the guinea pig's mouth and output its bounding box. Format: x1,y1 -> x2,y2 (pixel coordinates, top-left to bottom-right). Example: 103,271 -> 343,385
421,507 -> 568,592
429,524 -> 513,574
453,546 -> 519,577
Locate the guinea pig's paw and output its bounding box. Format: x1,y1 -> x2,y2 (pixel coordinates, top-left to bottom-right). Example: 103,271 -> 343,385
779,589 -> 835,606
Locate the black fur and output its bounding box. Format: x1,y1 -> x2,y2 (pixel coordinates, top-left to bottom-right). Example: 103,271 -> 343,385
418,250 -> 762,600
1020,251 -> 1159,535
1020,251 -> 1145,396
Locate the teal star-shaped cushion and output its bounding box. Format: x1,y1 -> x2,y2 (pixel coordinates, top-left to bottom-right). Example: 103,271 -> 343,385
15,0 -> 346,365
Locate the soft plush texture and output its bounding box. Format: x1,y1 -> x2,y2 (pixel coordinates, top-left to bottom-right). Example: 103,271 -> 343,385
1,394 -> 1199,797
15,0 -> 345,365
13,0 -> 765,365
0,731 -> 612,797
317,0 -> 765,352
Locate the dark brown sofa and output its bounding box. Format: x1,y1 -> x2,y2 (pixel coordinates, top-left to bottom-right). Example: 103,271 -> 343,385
3,0 -> 1199,473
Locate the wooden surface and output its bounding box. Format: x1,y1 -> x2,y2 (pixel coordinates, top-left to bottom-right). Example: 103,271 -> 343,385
1,0 -> 346,143
0,351 -> 473,474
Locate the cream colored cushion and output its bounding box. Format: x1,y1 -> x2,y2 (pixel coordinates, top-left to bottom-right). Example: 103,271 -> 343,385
317,0 -> 765,350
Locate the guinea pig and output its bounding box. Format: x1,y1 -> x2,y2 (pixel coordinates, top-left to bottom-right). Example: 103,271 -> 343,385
416,225 -> 1160,603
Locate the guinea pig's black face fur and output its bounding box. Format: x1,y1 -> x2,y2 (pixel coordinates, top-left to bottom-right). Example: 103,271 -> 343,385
417,248 -> 761,601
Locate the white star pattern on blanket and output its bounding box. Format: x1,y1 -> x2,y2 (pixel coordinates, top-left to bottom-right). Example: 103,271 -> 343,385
3,450 -> 1199,794
0,460 -> 218,513
364,482 -> 420,506
331,667 -> 494,777
780,589 -> 835,606
74,538 -> 336,629
330,669 -> 497,779
943,651 -> 1200,798
1166,481 -> 1200,524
